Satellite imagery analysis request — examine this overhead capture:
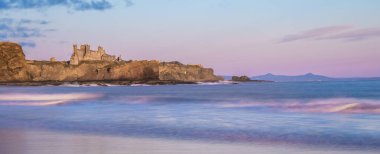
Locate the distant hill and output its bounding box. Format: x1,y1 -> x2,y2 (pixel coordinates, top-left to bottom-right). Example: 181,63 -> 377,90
222,73 -> 380,82
251,73 -> 336,82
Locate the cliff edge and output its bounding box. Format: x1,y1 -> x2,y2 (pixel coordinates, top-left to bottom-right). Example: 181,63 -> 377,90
159,61 -> 223,82
0,42 -> 221,85
0,42 -> 29,82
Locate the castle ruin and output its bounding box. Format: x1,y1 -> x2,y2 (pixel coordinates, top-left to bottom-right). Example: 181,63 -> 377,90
70,44 -> 121,65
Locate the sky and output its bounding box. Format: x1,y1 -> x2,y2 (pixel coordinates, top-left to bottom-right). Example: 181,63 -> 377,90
1,0 -> 380,77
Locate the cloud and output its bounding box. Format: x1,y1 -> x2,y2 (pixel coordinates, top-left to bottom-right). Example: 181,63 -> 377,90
0,18 -> 50,39
321,28 -> 380,41
19,19 -> 50,25
0,0 -> 113,11
0,18 -> 52,48
125,0 -> 134,7
71,0 -> 112,11
19,41 -> 36,48
279,26 -> 380,43
279,26 -> 353,43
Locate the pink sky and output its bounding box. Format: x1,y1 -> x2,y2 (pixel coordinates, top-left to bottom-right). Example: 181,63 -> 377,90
2,0 -> 380,77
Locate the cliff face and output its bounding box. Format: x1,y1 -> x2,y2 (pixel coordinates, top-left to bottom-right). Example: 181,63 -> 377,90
159,62 -> 222,82
0,42 -> 221,83
0,42 -> 29,82
25,60 -> 159,82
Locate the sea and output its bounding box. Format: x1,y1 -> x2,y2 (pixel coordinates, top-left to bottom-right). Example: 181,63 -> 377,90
0,80 -> 380,154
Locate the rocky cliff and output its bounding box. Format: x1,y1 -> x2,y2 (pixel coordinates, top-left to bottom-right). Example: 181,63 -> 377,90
25,60 -> 159,82
0,42 -> 29,82
159,62 -> 223,82
0,42 -> 221,84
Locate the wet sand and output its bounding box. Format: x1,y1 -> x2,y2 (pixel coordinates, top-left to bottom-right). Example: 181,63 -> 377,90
0,129 -> 377,154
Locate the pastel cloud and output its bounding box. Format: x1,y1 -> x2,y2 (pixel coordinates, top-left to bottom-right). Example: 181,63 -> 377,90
19,41 -> 36,48
0,0 -> 113,11
322,28 -> 380,41
279,26 -> 353,43
125,0 -> 134,7
0,18 -> 53,48
280,26 -> 380,43
0,18 -> 51,39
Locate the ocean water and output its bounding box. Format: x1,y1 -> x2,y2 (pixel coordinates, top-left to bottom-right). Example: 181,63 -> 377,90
1,80 -> 380,153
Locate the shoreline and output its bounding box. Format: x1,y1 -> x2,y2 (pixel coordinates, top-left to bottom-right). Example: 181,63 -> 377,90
0,80 -> 200,86
0,80 -> 273,86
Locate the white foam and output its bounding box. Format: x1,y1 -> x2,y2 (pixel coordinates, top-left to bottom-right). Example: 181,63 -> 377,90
130,84 -> 151,87
219,98 -> 380,114
0,93 -> 102,106
197,81 -> 237,85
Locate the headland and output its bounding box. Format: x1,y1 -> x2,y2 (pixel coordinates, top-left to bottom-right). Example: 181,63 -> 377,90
0,42 -> 223,86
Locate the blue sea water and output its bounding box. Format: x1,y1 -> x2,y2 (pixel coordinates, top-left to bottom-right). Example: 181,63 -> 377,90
0,80 -> 380,152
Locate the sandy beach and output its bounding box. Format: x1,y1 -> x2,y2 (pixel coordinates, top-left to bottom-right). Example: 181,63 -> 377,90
0,129 -> 377,154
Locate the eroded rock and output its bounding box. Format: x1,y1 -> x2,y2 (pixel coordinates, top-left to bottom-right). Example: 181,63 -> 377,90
0,42 -> 222,84
231,76 -> 251,81
0,42 -> 28,82
159,61 -> 222,82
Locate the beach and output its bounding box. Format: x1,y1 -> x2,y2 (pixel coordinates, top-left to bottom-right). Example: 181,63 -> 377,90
1,129 -> 378,154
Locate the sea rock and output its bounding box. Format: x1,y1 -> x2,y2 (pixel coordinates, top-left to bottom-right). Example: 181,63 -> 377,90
231,75 -> 251,81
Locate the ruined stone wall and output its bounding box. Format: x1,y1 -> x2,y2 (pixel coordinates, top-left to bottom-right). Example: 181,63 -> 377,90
101,54 -> 117,61
70,44 -> 118,65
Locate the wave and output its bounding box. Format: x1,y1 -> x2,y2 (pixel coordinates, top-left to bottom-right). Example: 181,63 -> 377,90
60,83 -> 113,87
0,93 -> 102,106
130,84 -> 151,87
219,98 -> 380,114
197,81 -> 237,85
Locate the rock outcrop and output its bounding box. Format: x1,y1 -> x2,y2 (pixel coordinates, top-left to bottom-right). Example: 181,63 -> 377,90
25,60 -> 159,82
0,42 -> 222,84
231,75 -> 273,83
231,76 -> 251,82
0,42 -> 29,82
159,62 -> 222,82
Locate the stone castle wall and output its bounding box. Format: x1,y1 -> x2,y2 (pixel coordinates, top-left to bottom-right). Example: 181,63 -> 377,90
70,44 -> 119,65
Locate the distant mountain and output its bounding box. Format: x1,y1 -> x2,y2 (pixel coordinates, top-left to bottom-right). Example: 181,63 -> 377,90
222,73 -> 380,82
251,73 -> 335,82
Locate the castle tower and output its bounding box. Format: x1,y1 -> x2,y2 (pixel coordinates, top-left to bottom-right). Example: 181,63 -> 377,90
98,46 -> 105,55
73,44 -> 78,54
84,44 -> 90,55
79,44 -> 87,55
70,44 -> 79,65
70,50 -> 79,65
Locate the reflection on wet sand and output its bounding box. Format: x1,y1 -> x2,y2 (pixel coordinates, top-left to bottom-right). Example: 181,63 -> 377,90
0,129 -> 378,154
0,93 -> 102,106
